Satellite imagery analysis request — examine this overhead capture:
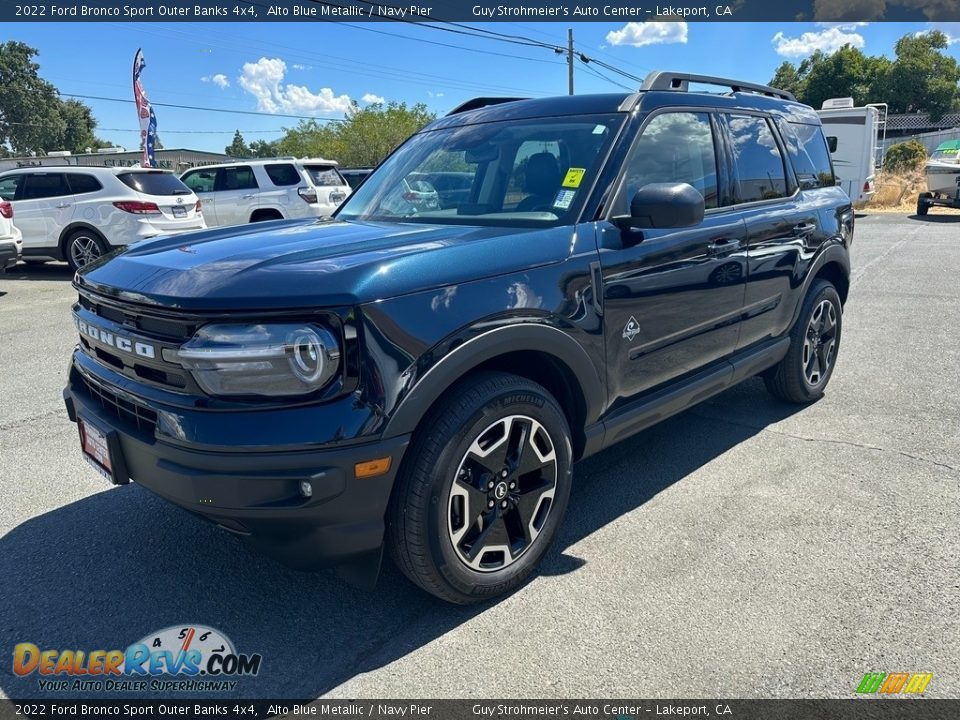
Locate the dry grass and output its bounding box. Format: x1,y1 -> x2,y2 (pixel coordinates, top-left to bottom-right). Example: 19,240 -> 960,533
862,168 -> 927,212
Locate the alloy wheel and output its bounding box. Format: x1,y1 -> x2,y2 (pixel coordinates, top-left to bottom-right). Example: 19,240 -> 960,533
69,235 -> 102,268
803,299 -> 838,386
447,415 -> 557,572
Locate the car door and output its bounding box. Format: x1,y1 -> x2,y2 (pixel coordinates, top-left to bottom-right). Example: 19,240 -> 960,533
12,172 -> 76,251
181,167 -> 220,226
721,113 -> 823,349
597,110 -> 748,407
215,165 -> 260,226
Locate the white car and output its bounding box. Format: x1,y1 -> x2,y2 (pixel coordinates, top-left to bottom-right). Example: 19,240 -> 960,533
180,158 -> 351,227
0,167 -> 205,271
0,199 -> 23,270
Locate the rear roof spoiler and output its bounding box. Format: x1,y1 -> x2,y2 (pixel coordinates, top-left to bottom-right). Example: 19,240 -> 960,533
641,71 -> 796,102
446,97 -> 528,116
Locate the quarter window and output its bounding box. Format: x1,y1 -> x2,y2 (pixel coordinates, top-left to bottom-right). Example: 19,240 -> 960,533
780,121 -> 835,189
220,166 -> 258,191
727,115 -> 788,202
0,175 -> 22,201
265,164 -> 301,186
20,173 -> 71,200
616,112 -> 720,212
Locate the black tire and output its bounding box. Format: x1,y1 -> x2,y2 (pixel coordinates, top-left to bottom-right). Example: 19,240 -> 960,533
387,371 -> 573,604
764,279 -> 842,404
64,229 -> 108,272
917,196 -> 929,216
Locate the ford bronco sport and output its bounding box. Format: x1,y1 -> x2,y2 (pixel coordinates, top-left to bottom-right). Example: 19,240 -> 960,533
64,72 -> 853,604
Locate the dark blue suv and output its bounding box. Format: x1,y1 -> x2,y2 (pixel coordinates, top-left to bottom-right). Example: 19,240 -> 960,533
63,72 -> 853,604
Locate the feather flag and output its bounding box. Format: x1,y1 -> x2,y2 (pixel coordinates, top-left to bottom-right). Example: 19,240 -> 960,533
132,49 -> 158,168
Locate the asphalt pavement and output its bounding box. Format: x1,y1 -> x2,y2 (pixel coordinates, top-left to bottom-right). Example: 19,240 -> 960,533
0,213 -> 957,700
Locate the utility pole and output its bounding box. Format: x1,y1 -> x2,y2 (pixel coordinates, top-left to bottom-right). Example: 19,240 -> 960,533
567,28 -> 574,95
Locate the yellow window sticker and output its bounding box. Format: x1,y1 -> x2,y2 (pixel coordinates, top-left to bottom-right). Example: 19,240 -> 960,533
562,168 -> 586,188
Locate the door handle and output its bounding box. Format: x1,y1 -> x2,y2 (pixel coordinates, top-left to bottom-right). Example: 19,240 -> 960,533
55,203 -> 71,209
241,194 -> 256,199
793,222 -> 817,237
707,238 -> 741,256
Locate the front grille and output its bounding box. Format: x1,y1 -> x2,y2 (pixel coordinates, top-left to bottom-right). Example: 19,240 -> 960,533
79,373 -> 158,436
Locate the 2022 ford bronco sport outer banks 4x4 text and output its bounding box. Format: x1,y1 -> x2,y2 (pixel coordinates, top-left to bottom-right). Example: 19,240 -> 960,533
64,72 -> 853,604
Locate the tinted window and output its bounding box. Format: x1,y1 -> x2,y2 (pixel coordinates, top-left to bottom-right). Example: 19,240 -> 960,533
182,168 -> 217,193
304,165 -> 345,187
727,115 -> 788,202
220,166 -> 258,191
616,112 -> 720,212
66,174 -> 103,194
265,163 -> 301,186
780,122 -> 835,189
21,173 -> 71,200
341,170 -> 371,188
118,171 -> 192,196
0,175 -> 22,201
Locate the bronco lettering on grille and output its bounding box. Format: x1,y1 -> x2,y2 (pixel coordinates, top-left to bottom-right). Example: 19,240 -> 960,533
75,316 -> 157,359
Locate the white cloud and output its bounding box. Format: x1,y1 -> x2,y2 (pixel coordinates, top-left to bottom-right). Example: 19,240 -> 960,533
922,22 -> 960,43
238,57 -> 353,115
291,63 -> 312,70
772,26 -> 866,57
605,22 -> 688,47
361,93 -> 385,104
427,91 -> 445,98
201,73 -> 230,88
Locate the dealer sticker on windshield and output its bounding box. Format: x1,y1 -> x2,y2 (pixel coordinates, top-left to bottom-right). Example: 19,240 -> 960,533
562,167 -> 586,188
553,189 -> 577,210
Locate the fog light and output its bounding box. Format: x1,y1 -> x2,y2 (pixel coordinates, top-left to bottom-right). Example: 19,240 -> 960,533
299,480 -> 313,498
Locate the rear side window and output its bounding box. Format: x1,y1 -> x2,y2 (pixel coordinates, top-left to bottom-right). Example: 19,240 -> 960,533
220,166 -> 258,191
726,115 -> 788,203
182,168 -> 217,193
118,171 -> 192,196
304,164 -> 345,187
780,121 -> 835,189
265,163 -> 301,186
0,175 -> 22,201
66,174 -> 103,194
616,111 -> 720,211
21,173 -> 71,200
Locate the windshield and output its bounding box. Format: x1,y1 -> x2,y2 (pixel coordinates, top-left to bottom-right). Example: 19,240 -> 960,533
931,146 -> 960,162
118,171 -> 193,196
337,113 -> 623,227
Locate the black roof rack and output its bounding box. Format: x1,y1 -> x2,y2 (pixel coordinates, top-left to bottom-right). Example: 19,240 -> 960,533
446,97 -> 528,116
640,71 -> 796,102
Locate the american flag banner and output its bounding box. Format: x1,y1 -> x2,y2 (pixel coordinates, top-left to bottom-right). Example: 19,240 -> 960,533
132,48 -> 157,168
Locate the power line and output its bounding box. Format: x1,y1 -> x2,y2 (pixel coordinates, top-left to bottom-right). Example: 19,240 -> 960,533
577,61 -> 634,92
59,93 -> 347,122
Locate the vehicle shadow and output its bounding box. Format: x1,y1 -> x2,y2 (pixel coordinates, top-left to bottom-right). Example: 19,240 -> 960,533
908,213 -> 960,222
3,262 -> 73,281
0,379 -> 801,700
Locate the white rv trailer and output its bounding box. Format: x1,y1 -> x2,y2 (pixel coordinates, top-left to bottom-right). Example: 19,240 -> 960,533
817,98 -> 887,203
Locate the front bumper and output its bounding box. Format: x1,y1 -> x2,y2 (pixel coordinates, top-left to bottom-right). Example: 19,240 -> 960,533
63,356 -> 409,574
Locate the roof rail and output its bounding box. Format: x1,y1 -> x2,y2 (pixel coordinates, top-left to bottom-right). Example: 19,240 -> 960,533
640,71 -> 796,102
447,97 -> 528,116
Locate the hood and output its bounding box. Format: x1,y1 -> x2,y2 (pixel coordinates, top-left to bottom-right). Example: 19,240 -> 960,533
76,218 -> 576,311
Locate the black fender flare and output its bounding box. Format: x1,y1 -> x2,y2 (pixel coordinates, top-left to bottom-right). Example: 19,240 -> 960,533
789,241 -> 850,328
382,323 -> 605,439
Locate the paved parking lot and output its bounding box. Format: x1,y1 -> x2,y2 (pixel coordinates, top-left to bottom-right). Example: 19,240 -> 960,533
0,213 -> 957,700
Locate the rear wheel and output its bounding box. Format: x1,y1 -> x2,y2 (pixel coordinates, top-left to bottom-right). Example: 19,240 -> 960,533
764,279 -> 842,404
387,372 -> 572,604
65,230 -> 108,272
917,194 -> 930,216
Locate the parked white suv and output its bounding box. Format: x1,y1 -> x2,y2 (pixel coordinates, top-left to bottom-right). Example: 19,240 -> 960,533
0,199 -> 23,270
0,167 -> 205,271
180,158 -> 350,227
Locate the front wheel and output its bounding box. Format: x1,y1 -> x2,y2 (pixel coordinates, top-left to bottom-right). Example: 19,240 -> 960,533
764,279 -> 843,403
65,230 -> 108,272
387,372 -> 572,604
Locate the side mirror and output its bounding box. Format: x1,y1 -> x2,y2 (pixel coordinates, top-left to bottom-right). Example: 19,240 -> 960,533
612,182 -> 705,230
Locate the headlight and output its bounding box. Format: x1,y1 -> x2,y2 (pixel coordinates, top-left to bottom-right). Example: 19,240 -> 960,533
171,323 -> 340,397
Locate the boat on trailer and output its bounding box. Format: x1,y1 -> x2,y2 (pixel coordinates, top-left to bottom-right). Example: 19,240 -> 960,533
919,140 -> 960,215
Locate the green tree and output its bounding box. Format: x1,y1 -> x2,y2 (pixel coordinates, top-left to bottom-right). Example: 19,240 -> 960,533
0,41 -> 65,154
58,99 -> 106,154
275,101 -> 435,167
225,130 -> 251,157
248,139 -> 280,157
884,140 -> 927,171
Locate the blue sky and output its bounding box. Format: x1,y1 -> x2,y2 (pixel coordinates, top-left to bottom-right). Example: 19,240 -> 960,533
4,21 -> 959,153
